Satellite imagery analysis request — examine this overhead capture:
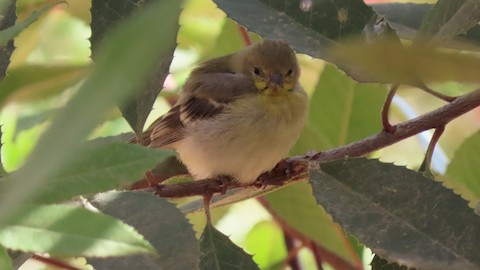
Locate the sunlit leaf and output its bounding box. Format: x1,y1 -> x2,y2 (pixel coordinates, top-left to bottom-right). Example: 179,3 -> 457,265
444,131 -> 480,208
293,64 -> 386,155
0,204 -> 156,257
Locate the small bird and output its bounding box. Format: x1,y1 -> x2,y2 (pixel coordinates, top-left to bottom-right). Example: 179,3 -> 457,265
138,40 -> 309,185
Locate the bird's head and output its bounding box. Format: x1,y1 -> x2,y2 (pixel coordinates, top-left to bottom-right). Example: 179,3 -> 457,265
242,40 -> 300,96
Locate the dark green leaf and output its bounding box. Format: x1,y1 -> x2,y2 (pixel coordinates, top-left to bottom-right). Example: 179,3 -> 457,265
0,204 -> 155,257
91,0 -> 179,135
27,143 -> 173,204
310,158 -> 480,269
0,245 -> 12,270
89,191 -> 199,270
371,254 -> 416,270
213,0 -> 373,68
200,222 -> 259,270
0,0 -> 182,226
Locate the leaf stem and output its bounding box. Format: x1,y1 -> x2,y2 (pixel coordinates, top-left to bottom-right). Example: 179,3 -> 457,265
381,83 -> 399,133
32,254 -> 81,270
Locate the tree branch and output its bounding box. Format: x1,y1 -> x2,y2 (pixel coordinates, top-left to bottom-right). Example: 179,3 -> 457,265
150,88 -> 480,197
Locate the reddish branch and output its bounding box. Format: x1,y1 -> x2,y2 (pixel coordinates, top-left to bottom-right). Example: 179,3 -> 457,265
32,255 -> 81,270
150,87 -> 480,197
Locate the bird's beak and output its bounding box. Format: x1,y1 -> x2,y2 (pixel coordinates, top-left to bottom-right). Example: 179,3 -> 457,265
269,72 -> 283,90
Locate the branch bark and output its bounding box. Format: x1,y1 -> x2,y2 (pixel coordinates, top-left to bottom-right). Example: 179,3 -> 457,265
151,88 -> 480,197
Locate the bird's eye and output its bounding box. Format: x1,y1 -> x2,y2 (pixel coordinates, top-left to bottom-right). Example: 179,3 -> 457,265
253,67 -> 261,76
286,69 -> 293,76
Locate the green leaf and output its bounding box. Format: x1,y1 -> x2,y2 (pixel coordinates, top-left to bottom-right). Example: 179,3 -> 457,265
417,0 -> 480,42
310,158 -> 480,269
28,143 -> 173,204
0,64 -> 90,107
91,0 -> 180,136
212,0 -> 373,69
0,1 -> 64,46
244,221 -> 286,270
264,183 -> 360,268
0,204 -> 155,257
89,191 -> 199,270
444,131 -> 480,208
200,222 -> 259,270
0,245 -> 12,270
214,0 -> 373,43
293,64 -> 387,154
0,0 -> 182,226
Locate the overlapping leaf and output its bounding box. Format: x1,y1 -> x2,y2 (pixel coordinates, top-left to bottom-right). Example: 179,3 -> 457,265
310,158 -> 480,269
0,204 -> 155,257
90,191 -> 199,270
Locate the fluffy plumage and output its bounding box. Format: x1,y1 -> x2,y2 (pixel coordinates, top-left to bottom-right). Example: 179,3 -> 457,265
139,40 -> 309,184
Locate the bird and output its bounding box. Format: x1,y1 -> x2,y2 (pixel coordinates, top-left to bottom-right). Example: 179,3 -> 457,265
136,39 -> 309,185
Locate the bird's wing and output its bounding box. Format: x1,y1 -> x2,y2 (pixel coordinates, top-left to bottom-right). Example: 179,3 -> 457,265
148,73 -> 257,148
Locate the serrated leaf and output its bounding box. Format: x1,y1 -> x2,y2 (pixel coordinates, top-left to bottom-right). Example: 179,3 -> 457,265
89,191 -> 199,270
214,0 -> 373,42
0,245 -> 12,270
294,64 -> 386,155
0,1 -> 63,46
91,0 -> 179,135
371,254 -> 415,270
0,204 -> 155,257
213,0 -> 375,82
418,0 -> 480,42
0,65 -> 90,107
0,0 -> 181,226
444,131 -> 480,208
310,158 -> 480,269
26,143 -> 173,204
200,222 -> 259,270
264,183 -> 361,269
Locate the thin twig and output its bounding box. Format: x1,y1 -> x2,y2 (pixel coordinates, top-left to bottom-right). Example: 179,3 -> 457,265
282,230 -> 302,270
381,83 -> 400,133
238,25 -> 252,45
